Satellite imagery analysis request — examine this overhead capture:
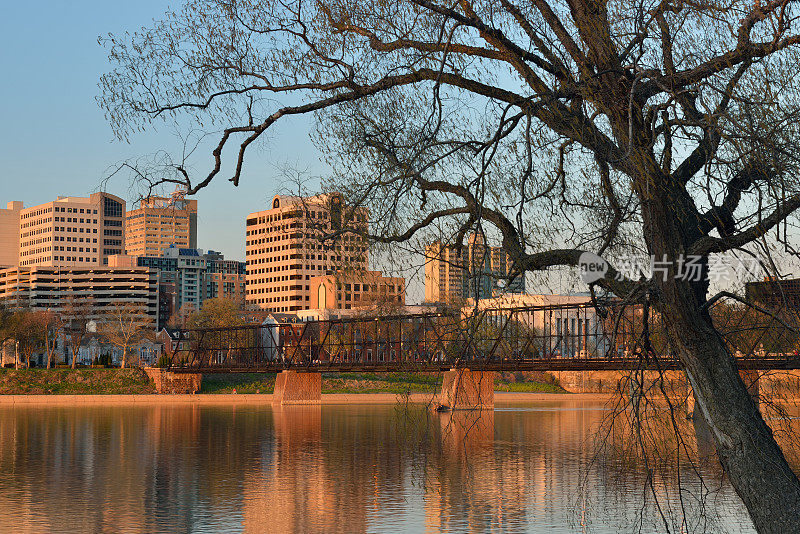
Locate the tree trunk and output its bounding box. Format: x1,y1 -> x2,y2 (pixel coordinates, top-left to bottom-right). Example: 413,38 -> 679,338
661,296 -> 800,532
45,332 -> 52,370
121,347 -> 126,369
643,184 -> 800,531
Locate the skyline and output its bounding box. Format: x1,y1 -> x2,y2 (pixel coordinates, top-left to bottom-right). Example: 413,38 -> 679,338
0,1 -> 329,264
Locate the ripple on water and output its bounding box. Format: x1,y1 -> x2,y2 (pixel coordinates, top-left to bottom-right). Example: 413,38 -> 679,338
0,400 -> 764,533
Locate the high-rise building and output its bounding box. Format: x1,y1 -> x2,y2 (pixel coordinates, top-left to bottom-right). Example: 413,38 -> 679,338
424,232 -> 525,303
115,246 -> 246,328
125,191 -> 198,256
204,250 -> 247,305
0,202 -> 22,267
245,194 -> 369,312
0,192 -> 126,268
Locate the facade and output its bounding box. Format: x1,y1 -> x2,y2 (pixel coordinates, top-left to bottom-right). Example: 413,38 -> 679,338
245,194 -> 369,312
117,246 -> 245,328
745,278 -> 800,309
0,202 -> 22,267
424,232 -> 525,303
310,270 -> 405,310
125,192 -> 198,257
468,294 -> 615,358
0,192 -> 126,268
0,265 -> 158,323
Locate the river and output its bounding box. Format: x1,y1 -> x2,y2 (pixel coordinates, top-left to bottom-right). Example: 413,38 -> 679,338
0,398 -> 766,533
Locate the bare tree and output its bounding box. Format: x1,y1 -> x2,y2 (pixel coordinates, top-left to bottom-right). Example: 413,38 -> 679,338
100,0 -> 800,529
7,309 -> 45,369
99,301 -> 155,369
62,297 -> 94,369
35,310 -> 62,370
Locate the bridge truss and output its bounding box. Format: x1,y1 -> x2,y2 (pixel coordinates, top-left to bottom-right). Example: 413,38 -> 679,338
162,298 -> 800,373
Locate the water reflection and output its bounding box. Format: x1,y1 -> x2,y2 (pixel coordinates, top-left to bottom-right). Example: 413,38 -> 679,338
0,400 -> 763,533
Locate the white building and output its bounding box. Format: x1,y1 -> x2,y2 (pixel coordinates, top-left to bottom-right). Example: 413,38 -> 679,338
465,294 -> 615,358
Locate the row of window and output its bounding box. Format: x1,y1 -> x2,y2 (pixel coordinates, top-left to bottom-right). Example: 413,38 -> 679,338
55,206 -> 98,215
56,226 -> 98,234
20,216 -> 53,229
21,206 -> 54,219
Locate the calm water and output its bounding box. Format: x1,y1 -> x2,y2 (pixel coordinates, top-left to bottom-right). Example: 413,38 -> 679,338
0,399 -> 761,533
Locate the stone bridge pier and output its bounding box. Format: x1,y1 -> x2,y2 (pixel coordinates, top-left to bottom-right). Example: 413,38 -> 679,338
438,369 -> 495,410
272,371 -> 322,404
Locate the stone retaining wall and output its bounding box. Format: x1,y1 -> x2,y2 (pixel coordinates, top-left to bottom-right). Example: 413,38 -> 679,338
144,368 -> 202,394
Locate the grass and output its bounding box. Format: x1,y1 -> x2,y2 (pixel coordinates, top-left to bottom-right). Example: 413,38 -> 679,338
494,381 -> 567,393
200,373 -> 276,394
322,372 -> 441,394
0,368 -> 155,394
0,369 -> 568,395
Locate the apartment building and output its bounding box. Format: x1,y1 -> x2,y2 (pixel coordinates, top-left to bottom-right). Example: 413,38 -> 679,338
0,265 -> 158,322
310,270 -> 405,310
115,246 -> 246,327
204,251 -> 247,305
245,194 -> 369,312
0,192 -> 126,268
424,232 -> 525,303
125,192 -> 198,256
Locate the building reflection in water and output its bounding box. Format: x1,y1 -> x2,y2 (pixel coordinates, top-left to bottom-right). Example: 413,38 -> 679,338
0,399 -> 775,533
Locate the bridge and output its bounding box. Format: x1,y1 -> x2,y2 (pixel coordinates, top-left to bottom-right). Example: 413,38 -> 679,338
155,300 -> 800,406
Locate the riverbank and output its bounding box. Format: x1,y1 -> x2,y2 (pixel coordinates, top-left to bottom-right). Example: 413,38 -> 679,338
0,392 -> 612,405
0,369 -> 567,396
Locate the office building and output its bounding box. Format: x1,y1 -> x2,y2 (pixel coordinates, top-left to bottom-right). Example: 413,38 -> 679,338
204,250 -> 247,305
0,202 -> 22,267
424,232 -> 525,303
245,194 -> 369,312
125,191 -> 198,256
0,192 -> 126,268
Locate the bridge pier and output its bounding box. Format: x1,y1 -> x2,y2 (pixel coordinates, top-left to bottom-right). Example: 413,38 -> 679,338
439,369 -> 494,411
272,371 -> 321,404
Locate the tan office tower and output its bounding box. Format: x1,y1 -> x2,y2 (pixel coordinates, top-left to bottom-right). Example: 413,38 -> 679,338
125,191 -> 198,256
245,194 -> 368,312
0,202 -> 22,267
7,192 -> 126,268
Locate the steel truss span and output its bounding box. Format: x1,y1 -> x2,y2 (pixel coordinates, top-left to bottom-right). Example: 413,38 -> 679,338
162,300 -> 800,373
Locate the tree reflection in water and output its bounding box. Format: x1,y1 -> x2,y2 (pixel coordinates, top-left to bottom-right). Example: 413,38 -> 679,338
0,399 -> 777,533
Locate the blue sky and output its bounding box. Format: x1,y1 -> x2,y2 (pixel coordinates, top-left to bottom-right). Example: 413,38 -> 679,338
0,1 -> 326,262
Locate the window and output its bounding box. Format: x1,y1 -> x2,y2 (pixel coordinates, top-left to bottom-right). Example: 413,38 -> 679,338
103,197 -> 123,218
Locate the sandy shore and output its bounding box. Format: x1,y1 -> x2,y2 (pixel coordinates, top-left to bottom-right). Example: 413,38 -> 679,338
0,392 -> 614,405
